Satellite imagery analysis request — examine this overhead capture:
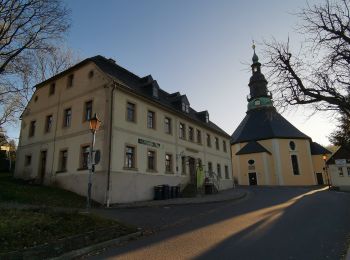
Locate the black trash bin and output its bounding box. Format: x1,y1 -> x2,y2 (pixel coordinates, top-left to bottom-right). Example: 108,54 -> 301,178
170,186 -> 176,199
162,185 -> 170,200
154,185 -> 163,200
175,186 -> 181,198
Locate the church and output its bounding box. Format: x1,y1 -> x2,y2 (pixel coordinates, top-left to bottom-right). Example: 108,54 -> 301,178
230,48 -> 331,186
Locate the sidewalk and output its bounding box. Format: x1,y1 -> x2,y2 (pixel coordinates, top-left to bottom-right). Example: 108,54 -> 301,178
109,188 -> 248,209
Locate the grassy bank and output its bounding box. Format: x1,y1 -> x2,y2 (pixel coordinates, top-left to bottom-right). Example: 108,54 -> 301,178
0,172 -> 89,208
0,208 -> 136,254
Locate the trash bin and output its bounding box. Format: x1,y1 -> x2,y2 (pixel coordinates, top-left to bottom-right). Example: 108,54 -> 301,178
170,186 -> 177,198
175,186 -> 180,198
162,185 -> 170,200
205,184 -> 213,194
154,185 -> 163,200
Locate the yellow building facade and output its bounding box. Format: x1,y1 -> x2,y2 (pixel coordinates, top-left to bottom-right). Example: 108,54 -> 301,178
230,50 -> 330,186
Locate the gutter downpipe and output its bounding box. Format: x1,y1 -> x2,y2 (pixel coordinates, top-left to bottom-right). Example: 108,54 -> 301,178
106,82 -> 117,207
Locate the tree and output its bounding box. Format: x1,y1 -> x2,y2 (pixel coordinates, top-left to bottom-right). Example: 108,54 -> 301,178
0,0 -> 70,75
0,0 -> 71,128
264,0 -> 350,117
329,114 -> 350,147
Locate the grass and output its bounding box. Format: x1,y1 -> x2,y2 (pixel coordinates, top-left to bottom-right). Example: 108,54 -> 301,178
0,172 -> 91,208
0,208 -> 137,253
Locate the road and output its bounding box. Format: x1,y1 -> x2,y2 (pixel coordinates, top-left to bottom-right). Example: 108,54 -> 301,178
88,187 -> 350,260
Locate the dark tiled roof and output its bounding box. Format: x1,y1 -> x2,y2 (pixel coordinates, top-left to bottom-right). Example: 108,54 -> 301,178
310,142 -> 331,155
236,141 -> 271,155
327,146 -> 350,164
231,107 -> 310,144
36,55 -> 229,137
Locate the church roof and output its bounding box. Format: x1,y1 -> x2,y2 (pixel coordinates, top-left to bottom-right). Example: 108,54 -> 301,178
310,142 -> 331,155
236,141 -> 271,155
231,108 -> 310,144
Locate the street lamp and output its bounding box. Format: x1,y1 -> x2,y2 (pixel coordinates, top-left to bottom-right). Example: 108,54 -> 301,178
322,154 -> 331,190
87,113 -> 101,211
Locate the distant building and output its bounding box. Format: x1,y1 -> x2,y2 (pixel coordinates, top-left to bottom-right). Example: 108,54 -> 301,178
327,146 -> 350,191
230,49 -> 331,186
15,55 -> 233,204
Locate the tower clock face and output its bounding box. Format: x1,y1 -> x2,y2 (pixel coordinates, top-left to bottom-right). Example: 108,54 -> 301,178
254,100 -> 261,106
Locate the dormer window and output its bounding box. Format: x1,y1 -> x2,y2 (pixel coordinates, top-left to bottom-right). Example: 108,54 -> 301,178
205,113 -> 209,123
152,86 -> 158,98
185,104 -> 189,113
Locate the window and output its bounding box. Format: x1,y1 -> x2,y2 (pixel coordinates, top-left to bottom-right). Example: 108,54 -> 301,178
164,117 -> 172,134
179,123 -> 186,139
215,137 -> 219,150
181,156 -> 186,175
29,120 -> 36,137
45,115 -> 53,133
217,163 -> 221,178
165,154 -> 173,173
223,140 -> 227,152
196,129 -> 202,144
289,141 -> 296,150
152,86 -> 158,98
126,102 -> 136,122
208,162 -> 213,173
207,134 -> 211,147
225,165 -> 229,179
63,108 -> 72,127
147,150 -> 156,171
84,100 -> 93,121
81,145 -> 90,169
147,110 -> 155,129
67,74 -> 74,88
125,146 -> 136,168
188,127 -> 194,141
59,150 -> 68,172
205,113 -> 209,123
25,155 -> 32,166
291,155 -> 300,175
49,83 -> 55,95
347,167 -> 350,177
338,167 -> 344,177
88,70 -> 94,78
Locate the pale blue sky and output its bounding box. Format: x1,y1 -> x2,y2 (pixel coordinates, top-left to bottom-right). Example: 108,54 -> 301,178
9,0 -> 334,145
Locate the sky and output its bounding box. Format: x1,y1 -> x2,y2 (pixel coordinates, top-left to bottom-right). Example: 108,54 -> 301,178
9,0 -> 335,146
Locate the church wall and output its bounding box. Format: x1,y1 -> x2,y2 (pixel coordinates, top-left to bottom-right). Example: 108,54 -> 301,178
312,155 -> 328,185
276,139 -> 315,185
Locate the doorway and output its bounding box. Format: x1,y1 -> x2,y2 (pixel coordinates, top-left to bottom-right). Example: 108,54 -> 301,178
248,172 -> 257,186
39,151 -> 47,184
188,157 -> 196,184
316,172 -> 324,185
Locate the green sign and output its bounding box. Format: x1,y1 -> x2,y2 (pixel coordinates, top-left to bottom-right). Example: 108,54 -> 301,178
138,138 -> 160,148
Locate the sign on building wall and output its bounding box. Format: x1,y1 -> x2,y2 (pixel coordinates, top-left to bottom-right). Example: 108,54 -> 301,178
335,159 -> 347,166
138,138 -> 161,148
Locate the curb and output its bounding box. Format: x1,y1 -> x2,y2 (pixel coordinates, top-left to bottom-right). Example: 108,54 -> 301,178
107,190 -> 248,209
51,231 -> 142,260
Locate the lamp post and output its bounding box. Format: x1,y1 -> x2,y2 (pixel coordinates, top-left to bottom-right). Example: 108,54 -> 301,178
322,154 -> 331,190
87,113 -> 101,211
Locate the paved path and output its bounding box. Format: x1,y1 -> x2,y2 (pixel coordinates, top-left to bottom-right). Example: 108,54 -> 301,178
88,187 -> 350,260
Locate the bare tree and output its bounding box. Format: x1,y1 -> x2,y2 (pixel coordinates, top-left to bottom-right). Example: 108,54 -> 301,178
264,0 -> 350,117
0,0 -> 70,75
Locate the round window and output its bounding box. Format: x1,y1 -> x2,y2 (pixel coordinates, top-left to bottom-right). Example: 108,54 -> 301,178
248,159 -> 255,165
289,141 -> 296,150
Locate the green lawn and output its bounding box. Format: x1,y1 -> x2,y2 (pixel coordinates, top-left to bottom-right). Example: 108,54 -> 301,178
0,172 -> 93,208
0,208 -> 137,254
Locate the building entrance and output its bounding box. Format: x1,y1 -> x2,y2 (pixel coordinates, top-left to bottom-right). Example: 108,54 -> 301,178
316,172 -> 324,185
248,172 -> 257,185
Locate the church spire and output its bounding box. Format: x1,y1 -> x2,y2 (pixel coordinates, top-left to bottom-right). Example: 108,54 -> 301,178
247,44 -> 273,111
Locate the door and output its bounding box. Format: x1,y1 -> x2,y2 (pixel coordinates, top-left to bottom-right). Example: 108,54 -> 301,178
316,172 -> 324,185
248,172 -> 257,186
39,151 -> 47,184
188,157 -> 196,184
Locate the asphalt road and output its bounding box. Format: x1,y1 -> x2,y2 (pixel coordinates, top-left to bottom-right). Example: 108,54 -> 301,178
88,187 -> 350,260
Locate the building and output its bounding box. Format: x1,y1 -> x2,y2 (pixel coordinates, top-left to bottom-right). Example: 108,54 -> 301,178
327,146 -> 350,191
14,55 -> 233,204
230,49 -> 331,186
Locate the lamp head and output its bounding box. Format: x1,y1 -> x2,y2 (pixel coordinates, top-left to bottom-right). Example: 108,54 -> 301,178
89,113 -> 101,132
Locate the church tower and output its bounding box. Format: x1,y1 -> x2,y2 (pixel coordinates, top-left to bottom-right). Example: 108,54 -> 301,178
230,46 -> 330,186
